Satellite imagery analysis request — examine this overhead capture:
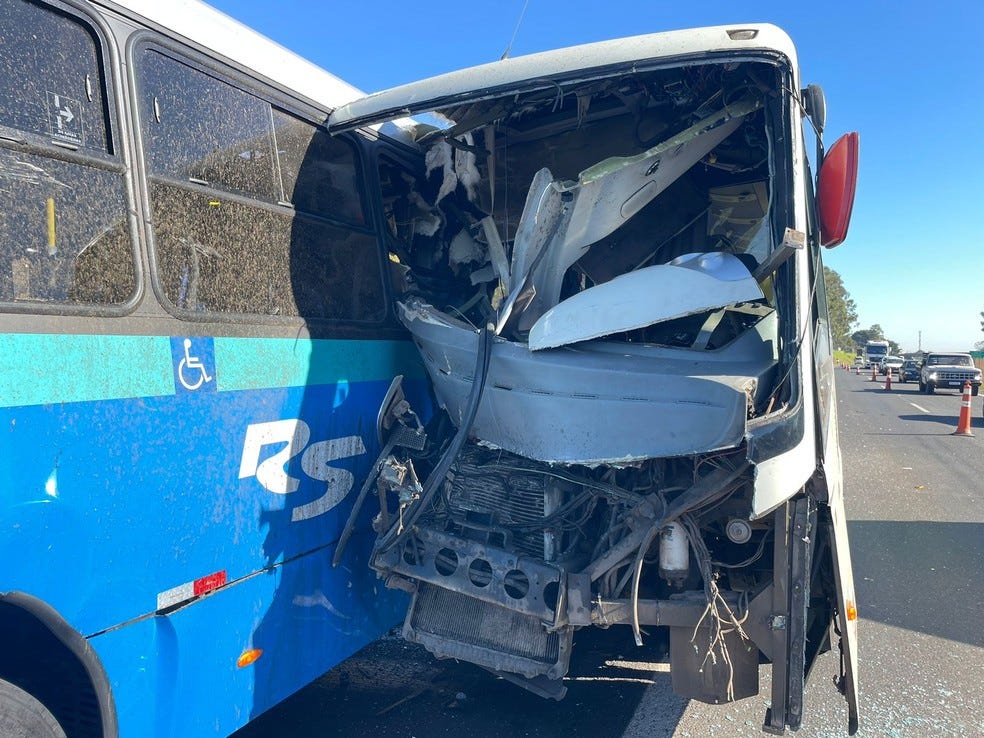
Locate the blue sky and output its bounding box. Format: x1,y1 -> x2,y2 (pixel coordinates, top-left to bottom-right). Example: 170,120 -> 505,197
209,0 -> 984,352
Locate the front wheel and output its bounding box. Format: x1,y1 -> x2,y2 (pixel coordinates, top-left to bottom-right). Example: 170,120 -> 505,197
0,679 -> 66,738
926,383 -> 935,395
972,385 -> 980,397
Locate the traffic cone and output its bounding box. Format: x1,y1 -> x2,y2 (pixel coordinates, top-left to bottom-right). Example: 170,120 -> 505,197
871,366 -> 877,382
855,366 -> 860,375
884,368 -> 892,391
953,381 -> 974,437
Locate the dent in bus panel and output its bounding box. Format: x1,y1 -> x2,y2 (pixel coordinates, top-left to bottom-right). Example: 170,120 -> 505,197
375,58 -> 784,461
0,149 -> 135,305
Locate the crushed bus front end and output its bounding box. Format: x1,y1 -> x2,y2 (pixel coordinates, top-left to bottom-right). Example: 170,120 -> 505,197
330,24 -> 859,734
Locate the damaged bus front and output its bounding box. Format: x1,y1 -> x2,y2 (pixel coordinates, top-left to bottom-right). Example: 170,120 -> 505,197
330,25 -> 859,734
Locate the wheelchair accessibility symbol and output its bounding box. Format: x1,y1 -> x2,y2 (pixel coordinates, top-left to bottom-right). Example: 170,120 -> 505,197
170,336 -> 216,394
179,339 -> 212,390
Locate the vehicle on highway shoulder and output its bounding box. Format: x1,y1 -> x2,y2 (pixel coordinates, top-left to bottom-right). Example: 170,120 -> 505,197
919,352 -> 982,395
328,23 -> 862,736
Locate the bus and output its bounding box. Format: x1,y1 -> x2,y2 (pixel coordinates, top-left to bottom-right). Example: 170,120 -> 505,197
1,2 -> 861,736
327,21 -> 861,737
0,0 -> 431,735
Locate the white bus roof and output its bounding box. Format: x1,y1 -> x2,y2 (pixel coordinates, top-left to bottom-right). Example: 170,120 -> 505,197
95,0 -> 364,112
329,24 -> 798,132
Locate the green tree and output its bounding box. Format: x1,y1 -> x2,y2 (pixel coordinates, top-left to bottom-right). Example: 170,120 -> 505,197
850,324 -> 903,355
851,324 -> 884,349
823,267 -> 858,351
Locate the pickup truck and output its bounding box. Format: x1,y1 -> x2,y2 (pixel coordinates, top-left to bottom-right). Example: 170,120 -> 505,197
919,352 -> 982,395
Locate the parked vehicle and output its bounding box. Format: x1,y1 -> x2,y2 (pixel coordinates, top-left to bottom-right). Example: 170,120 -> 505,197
919,353 -> 982,395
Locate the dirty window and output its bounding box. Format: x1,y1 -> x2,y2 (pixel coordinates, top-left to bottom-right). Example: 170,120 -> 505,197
137,46 -> 384,322
273,110 -> 364,225
138,49 -> 279,202
0,1 -> 134,308
150,182 -> 384,321
0,149 -> 134,304
0,0 -> 111,152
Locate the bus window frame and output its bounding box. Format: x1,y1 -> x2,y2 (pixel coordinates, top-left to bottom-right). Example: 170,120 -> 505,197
128,34 -> 394,330
0,0 -> 143,317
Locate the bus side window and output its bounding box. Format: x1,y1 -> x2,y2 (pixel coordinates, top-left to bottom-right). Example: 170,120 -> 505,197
136,47 -> 385,323
273,112 -> 364,226
0,0 -> 135,308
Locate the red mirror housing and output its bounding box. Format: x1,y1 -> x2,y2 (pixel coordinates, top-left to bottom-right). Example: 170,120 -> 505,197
817,131 -> 859,248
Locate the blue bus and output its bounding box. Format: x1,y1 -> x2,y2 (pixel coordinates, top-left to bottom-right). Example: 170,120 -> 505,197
0,0 -> 430,735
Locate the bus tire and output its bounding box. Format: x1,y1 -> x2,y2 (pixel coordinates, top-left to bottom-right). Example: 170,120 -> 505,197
0,678 -> 66,738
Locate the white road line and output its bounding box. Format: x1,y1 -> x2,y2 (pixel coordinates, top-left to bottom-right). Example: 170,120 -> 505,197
909,402 -> 930,414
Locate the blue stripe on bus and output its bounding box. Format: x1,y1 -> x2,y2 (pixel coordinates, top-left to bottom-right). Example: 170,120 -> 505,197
0,333 -> 423,408
0,333 -> 174,407
214,336 -> 424,391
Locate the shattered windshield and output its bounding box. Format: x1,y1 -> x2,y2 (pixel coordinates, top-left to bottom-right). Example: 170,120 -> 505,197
381,59 -> 784,356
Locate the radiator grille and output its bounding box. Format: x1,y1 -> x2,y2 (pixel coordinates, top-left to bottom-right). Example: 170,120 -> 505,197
409,584 -> 560,665
442,448 -> 549,559
937,370 -> 976,382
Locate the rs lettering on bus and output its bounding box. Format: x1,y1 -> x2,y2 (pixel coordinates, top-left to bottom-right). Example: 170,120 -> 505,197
238,420 -> 366,522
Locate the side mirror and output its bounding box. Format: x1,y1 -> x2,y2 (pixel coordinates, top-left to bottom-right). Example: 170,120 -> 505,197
817,131 -> 859,248
801,84 -> 826,136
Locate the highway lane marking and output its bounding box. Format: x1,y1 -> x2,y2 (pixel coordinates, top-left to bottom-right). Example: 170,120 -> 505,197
909,402 -> 931,413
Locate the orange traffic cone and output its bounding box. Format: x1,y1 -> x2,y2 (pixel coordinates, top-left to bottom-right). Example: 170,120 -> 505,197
871,366 -> 877,382
855,366 -> 860,375
884,368 -> 892,391
953,381 -> 974,437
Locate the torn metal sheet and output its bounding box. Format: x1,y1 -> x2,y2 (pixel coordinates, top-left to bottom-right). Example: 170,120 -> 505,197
528,252 -> 764,351
501,96 -> 761,332
398,298 -> 777,464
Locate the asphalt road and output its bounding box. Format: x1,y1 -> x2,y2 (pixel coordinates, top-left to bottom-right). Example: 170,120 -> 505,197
234,369 -> 984,738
